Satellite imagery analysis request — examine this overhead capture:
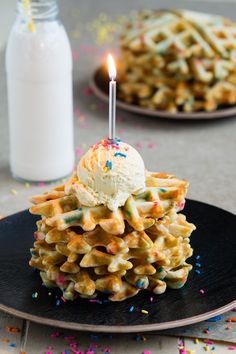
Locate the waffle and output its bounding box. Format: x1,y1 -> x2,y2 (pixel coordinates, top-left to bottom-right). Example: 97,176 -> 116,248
118,9 -> 236,112
29,171 -> 196,301
30,172 -> 188,235
30,209 -> 195,301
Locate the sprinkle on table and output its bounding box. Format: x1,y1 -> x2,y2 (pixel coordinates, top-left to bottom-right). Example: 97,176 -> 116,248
199,289 -> 205,295
50,331 -> 60,338
78,114 -> 86,123
9,343 -> 17,347
206,315 -> 222,322
87,12 -> 119,45
37,181 -> 46,187
227,317 -> 236,323
76,147 -> 84,157
10,189 -> 18,195
129,306 -> 134,312
72,49 -> 80,62
147,143 -> 157,149
5,326 -> 21,333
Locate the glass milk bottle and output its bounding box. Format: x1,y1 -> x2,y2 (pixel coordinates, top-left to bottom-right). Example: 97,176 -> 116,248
6,0 -> 74,182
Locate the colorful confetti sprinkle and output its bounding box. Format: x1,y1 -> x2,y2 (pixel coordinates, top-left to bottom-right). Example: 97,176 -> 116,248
32,291 -> 38,299
87,13 -> 119,44
135,142 -> 143,149
83,86 -> 94,96
5,326 -> 21,333
72,50 -> 80,62
206,315 -> 222,322
227,317 -> 236,323
147,143 -> 157,149
50,331 -> 60,338
141,309 -> 149,314
114,152 -> 126,158
10,189 -> 18,195
76,147 -> 84,157
9,343 -> 17,347
204,340 -> 214,344
37,182 -> 46,187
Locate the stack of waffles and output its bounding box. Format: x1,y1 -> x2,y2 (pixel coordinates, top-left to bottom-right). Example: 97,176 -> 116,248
29,171 -> 196,301
118,9 -> 236,112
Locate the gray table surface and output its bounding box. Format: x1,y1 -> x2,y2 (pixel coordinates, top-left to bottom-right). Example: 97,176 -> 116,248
0,1 -> 235,353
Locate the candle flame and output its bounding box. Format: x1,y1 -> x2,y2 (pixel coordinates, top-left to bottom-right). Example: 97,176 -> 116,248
108,54 -> 116,80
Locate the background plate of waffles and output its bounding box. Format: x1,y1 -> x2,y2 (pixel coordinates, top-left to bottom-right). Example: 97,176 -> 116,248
91,9 -> 236,120
0,199 -> 235,332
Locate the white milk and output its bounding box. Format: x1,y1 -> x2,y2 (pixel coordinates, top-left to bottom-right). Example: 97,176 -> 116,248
6,6 -> 74,181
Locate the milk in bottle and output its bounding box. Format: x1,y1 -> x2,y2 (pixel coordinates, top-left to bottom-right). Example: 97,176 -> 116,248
6,0 -> 74,181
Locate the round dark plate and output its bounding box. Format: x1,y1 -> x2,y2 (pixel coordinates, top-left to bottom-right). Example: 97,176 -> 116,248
91,67 -> 236,120
0,199 -> 236,333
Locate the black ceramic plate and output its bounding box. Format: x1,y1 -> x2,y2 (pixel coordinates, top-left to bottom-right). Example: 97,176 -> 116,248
0,199 -> 236,333
91,67 -> 236,120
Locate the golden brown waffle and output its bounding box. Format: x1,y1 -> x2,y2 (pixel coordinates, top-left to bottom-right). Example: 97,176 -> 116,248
118,9 -> 236,112
29,170 -> 195,301
30,209 -> 195,301
30,172 -> 188,235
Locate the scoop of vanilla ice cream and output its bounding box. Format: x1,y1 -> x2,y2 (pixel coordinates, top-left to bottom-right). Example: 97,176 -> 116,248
74,140 -> 146,210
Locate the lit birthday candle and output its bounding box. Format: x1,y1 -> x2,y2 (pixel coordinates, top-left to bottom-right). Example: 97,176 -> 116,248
107,54 -> 117,142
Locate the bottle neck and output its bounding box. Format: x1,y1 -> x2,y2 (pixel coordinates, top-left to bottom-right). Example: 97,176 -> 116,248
17,0 -> 59,22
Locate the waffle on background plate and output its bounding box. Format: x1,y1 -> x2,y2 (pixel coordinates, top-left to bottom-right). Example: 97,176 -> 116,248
118,9 -> 236,112
29,172 -> 196,301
